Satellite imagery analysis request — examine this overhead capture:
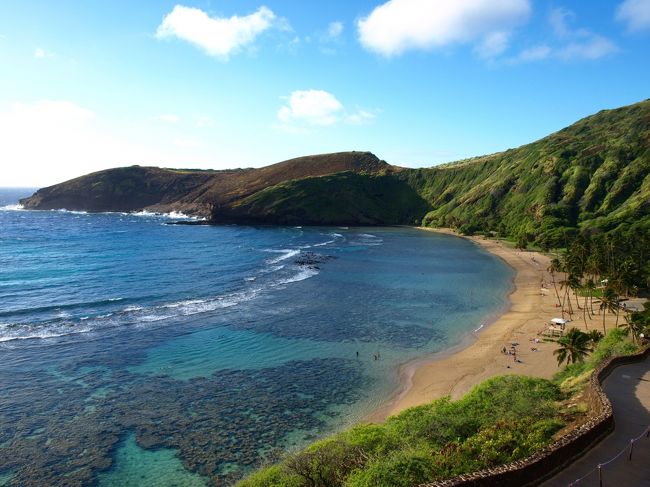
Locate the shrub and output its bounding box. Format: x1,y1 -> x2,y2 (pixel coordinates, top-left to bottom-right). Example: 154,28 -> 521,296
284,437 -> 364,487
346,449 -> 436,487
343,423 -> 399,457
236,465 -> 302,487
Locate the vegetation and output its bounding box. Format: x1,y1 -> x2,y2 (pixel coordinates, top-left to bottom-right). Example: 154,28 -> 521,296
21,100 -> 649,233
221,100 -> 649,231
553,328 -> 594,366
218,172 -> 431,225
240,323 -> 645,486
237,376 -> 564,487
553,327 -> 639,391
18,91 -> 649,486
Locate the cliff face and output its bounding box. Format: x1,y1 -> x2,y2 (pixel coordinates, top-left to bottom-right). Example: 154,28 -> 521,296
19,100 -> 650,238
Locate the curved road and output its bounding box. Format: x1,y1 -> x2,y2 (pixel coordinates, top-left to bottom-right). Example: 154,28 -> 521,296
541,356 -> 650,486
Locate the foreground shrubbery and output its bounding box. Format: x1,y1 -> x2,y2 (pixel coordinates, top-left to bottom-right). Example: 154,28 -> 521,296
239,326 -> 643,487
237,376 -> 564,487
554,327 -> 639,392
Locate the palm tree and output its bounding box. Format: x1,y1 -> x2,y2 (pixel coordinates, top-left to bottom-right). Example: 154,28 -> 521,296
584,278 -> 596,317
587,330 -> 604,344
559,277 -> 573,318
620,313 -> 646,344
554,328 -> 593,367
547,258 -> 564,312
599,287 -> 620,333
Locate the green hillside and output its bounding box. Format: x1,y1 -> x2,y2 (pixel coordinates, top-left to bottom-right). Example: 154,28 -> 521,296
21,99 -> 650,245
218,99 -> 650,246
409,99 -> 650,246
213,171 -> 430,225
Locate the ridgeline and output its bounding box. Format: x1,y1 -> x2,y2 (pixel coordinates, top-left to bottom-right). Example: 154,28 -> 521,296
20,99 -> 650,244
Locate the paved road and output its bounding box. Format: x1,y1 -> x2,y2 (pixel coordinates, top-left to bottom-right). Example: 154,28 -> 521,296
541,357 -> 650,486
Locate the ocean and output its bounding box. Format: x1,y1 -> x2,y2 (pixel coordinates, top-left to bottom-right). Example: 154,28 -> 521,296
0,187 -> 514,486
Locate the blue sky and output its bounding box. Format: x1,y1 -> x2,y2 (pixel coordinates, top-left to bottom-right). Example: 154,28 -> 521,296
1,0 -> 649,186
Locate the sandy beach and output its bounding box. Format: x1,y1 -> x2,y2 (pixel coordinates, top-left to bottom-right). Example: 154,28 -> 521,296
373,228 -> 623,421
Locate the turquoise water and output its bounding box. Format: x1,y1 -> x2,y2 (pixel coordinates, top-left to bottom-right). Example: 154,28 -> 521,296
0,188 -> 513,485
96,435 -> 207,487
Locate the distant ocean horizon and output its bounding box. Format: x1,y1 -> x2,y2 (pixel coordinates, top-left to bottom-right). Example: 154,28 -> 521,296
0,187 -> 513,486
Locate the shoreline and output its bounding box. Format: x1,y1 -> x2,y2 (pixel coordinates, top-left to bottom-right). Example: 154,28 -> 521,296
370,227 -> 619,422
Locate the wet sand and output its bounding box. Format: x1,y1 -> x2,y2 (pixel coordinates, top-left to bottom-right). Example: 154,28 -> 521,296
372,228 -> 621,421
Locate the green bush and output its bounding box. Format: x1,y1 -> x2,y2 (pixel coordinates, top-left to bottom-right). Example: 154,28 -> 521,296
554,327 -> 639,386
236,465 -> 302,487
590,327 -> 638,364
344,423 -> 399,457
346,449 -> 436,487
284,437 -> 365,487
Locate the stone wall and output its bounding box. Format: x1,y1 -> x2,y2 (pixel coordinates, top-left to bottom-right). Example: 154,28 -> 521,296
420,346 -> 650,487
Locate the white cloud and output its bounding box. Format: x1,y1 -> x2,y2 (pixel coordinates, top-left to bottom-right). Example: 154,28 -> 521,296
153,114 -> 179,123
156,5 -> 276,59
345,109 -> 376,125
0,101 -> 115,186
558,36 -> 618,60
357,0 -> 531,57
549,7 -> 573,38
327,21 -> 343,40
510,8 -> 617,63
513,44 -> 551,62
276,90 -> 377,132
277,90 -> 344,126
475,31 -> 510,59
616,0 -> 650,32
34,47 -> 46,59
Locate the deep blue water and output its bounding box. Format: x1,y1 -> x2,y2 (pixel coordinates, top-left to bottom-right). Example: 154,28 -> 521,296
0,187 -> 513,486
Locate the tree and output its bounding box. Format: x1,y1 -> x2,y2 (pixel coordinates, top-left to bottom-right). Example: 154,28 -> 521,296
620,313 -> 647,344
547,258 -> 564,312
559,277 -> 573,319
587,330 -> 604,344
516,233 -> 528,250
554,328 -> 593,367
584,278 -> 596,317
599,287 -> 620,333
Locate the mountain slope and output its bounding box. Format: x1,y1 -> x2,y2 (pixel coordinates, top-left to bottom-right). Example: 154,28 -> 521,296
20,100 -> 650,240
20,151 -> 390,215
214,99 -> 649,240
406,99 -> 650,245
212,171 -> 430,225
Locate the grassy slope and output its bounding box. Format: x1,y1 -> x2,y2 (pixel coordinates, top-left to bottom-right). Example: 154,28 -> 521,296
213,171 -> 430,225
406,99 -> 650,243
218,100 -> 649,239
19,100 -> 650,235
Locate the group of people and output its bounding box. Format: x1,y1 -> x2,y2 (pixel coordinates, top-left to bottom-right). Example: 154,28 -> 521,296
502,342 -> 523,363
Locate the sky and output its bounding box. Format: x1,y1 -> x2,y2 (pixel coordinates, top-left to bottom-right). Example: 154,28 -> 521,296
1,0 -> 649,187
